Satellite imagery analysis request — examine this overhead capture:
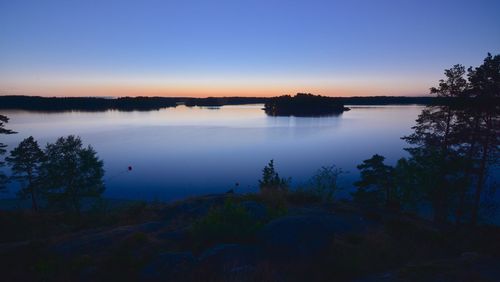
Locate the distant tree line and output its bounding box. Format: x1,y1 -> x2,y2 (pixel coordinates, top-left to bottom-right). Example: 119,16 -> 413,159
0,95 -> 454,113
336,96 -> 450,105
0,96 -> 178,112
184,97 -> 269,107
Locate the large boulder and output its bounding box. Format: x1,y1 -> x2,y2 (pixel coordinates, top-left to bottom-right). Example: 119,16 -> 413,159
161,194 -> 230,221
51,226 -> 136,256
196,243 -> 261,281
240,201 -> 268,221
51,221 -> 169,256
258,214 -> 369,259
140,251 -> 196,281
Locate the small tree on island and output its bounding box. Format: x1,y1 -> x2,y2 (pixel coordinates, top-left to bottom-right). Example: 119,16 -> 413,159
41,135 -> 105,215
6,136 -> 45,211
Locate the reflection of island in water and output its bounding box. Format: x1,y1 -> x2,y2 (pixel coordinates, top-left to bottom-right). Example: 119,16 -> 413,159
264,93 -> 350,117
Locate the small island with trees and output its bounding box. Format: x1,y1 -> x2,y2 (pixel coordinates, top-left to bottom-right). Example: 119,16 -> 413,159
264,93 -> 350,116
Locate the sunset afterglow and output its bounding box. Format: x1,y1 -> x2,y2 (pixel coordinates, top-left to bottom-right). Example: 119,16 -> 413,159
1,0 -> 499,97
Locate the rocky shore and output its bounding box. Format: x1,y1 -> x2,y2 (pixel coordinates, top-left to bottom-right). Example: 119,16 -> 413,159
1,193 -> 499,281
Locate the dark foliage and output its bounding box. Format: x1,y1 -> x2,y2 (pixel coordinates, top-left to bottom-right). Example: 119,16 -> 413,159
184,97 -> 268,107
6,136 -> 45,211
190,198 -> 263,248
402,55 -> 499,224
264,93 -> 349,116
0,95 -> 454,114
0,96 -> 178,112
0,114 -> 16,190
258,160 -> 290,196
41,135 -> 105,215
353,154 -> 396,208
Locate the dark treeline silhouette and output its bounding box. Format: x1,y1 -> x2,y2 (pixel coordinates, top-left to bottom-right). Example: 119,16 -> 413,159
0,96 -> 178,111
184,97 -> 268,107
338,96 -> 450,105
0,95 -> 454,112
264,93 -> 350,116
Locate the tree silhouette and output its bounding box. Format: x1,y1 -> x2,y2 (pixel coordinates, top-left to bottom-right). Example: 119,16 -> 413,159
353,154 -> 396,208
42,135 -> 105,215
402,64 -> 471,223
264,93 -> 348,116
464,53 -> 500,225
392,158 -> 420,211
259,159 -> 289,195
402,54 -> 499,224
308,165 -> 343,203
0,115 -> 16,190
6,136 -> 45,211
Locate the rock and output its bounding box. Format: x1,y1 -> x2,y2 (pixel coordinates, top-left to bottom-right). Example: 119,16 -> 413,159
156,227 -> 189,242
162,194 -> 229,220
199,243 -> 259,266
197,244 -> 260,281
134,221 -> 167,233
51,226 -> 136,256
258,214 -> 369,259
460,251 -> 480,262
51,220 -> 171,256
240,201 -> 268,221
141,251 -> 195,281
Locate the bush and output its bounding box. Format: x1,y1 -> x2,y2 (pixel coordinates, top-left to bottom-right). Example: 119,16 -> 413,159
306,166 -> 343,203
190,198 -> 263,248
258,160 -> 290,210
287,166 -> 343,205
259,160 -> 290,197
287,188 -> 322,205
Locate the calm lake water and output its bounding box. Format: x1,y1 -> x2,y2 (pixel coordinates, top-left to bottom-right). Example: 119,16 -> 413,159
1,105 -> 424,201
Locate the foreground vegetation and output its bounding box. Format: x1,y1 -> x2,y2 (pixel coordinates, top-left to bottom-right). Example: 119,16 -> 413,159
0,190 -> 499,281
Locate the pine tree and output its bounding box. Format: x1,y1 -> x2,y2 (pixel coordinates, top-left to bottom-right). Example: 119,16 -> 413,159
0,115 -> 16,190
353,154 -> 395,207
42,135 -> 105,214
6,136 -> 45,211
402,65 -> 469,223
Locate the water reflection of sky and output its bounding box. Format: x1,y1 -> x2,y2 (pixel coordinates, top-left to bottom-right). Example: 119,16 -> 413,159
2,105 -> 425,201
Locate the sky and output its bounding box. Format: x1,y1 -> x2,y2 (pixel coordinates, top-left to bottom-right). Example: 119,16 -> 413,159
1,0 -> 499,97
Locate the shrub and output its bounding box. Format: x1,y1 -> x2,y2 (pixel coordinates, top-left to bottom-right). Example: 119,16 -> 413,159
259,160 -> 290,196
307,165 -> 343,203
190,198 -> 263,248
287,165 -> 343,205
287,188 -> 322,205
258,160 -> 290,210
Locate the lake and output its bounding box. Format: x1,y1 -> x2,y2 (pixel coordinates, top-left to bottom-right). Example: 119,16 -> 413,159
1,105 -> 423,201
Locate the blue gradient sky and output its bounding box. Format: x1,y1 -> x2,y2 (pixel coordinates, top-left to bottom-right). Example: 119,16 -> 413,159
1,0 -> 499,97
